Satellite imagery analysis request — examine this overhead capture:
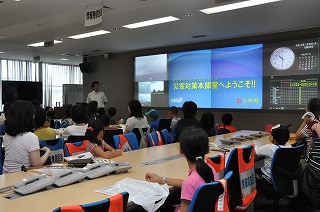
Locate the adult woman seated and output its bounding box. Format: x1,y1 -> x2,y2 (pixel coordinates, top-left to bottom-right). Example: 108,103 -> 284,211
123,100 -> 148,134
3,101 -> 50,173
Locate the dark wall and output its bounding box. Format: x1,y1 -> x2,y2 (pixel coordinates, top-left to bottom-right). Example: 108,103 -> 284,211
83,28 -> 320,133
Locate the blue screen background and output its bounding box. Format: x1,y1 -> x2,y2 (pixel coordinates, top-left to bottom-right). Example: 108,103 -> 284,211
168,44 -> 263,109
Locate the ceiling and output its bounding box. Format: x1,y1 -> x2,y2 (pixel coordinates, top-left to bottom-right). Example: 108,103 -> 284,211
0,0 -> 319,65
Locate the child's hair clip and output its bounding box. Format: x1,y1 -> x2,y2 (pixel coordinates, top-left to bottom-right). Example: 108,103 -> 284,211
302,112 -> 315,120
87,126 -> 94,131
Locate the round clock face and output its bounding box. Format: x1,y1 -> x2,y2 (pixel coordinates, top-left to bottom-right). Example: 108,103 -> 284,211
270,47 -> 295,70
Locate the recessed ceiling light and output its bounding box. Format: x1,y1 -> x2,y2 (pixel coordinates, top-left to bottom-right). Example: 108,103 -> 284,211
27,40 -> 63,47
59,58 -> 69,61
200,0 -> 282,14
0,51 -> 4,54
68,30 -> 111,39
14,0 -> 21,2
123,16 -> 180,29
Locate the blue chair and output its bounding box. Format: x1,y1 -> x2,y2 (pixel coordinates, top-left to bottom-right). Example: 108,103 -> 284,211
147,131 -> 158,147
39,137 -> 65,163
189,171 -> 233,212
255,144 -> 305,211
157,118 -> 172,132
53,191 -> 129,212
113,133 -> 139,151
160,129 -> 169,144
54,120 -> 62,129
104,129 -> 123,149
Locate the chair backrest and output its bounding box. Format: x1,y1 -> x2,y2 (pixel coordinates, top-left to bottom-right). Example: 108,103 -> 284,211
207,153 -> 225,179
271,144 -> 304,196
39,137 -> 65,163
216,124 -> 232,135
132,127 -> 151,148
225,144 -> 256,211
64,140 -> 89,157
160,129 -> 170,144
67,135 -> 87,143
157,118 -> 172,132
54,120 -> 62,129
124,133 -> 139,150
113,133 -> 139,151
104,129 -> 123,149
53,191 -> 129,212
147,131 -> 158,147
188,171 -> 233,212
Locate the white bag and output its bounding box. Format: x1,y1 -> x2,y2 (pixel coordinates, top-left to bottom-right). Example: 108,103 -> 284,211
95,178 -> 169,212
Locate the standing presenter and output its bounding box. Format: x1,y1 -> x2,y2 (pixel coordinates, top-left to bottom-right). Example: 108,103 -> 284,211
86,81 -> 107,108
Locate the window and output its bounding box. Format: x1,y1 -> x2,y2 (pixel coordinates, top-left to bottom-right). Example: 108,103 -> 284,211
42,63 -> 83,107
0,59 -> 82,109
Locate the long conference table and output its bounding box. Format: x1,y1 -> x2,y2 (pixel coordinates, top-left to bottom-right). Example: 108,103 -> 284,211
0,130 -> 277,211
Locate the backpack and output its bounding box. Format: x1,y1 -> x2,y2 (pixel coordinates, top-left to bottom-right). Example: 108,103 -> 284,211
138,127 -> 151,149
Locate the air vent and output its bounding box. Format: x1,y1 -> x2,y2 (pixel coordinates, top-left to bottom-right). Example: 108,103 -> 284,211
191,35 -> 207,38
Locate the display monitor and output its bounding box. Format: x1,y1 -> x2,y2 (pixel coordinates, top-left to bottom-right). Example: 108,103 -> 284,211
134,37 -> 320,111
2,81 -> 43,103
168,44 -> 263,109
135,54 -> 168,107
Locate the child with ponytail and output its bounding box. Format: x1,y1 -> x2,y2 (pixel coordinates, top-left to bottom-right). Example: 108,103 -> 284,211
85,120 -> 122,159
145,127 -> 218,212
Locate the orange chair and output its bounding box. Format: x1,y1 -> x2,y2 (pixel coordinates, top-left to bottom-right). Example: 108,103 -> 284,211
113,133 -> 139,151
225,144 -> 256,211
53,192 -> 129,212
206,153 -> 225,179
64,140 -> 88,156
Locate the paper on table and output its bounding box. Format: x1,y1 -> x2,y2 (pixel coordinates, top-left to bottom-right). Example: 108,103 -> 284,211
95,178 -> 169,212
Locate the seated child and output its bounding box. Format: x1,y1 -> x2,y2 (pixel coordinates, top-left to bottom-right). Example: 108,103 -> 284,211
85,119 -> 122,159
145,109 -> 160,131
169,106 -> 181,132
216,113 -> 236,135
107,107 -> 117,125
200,112 -> 216,137
145,127 -> 218,211
255,124 -> 290,183
34,106 -> 56,140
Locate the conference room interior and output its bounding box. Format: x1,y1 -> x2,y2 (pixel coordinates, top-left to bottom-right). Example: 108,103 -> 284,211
1,1 -> 320,132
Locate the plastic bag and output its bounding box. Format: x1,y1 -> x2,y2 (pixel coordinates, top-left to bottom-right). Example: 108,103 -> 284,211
95,178 -> 169,212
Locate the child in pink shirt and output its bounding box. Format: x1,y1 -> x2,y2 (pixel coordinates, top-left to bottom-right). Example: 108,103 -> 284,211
145,127 -> 218,212
85,120 -> 122,159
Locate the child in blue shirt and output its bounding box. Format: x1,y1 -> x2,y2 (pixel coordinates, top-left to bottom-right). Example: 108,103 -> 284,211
145,109 -> 160,131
